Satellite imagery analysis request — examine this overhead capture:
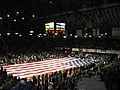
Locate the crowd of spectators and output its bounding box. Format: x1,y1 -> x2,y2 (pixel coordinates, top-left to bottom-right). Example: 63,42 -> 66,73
1,35 -> 120,56
0,50 -> 69,65
99,60 -> 120,90
0,50 -> 119,90
0,59 -> 96,90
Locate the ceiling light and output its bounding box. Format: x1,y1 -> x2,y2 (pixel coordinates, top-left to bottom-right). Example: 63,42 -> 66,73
43,34 -> 46,36
15,33 -> 18,35
99,36 -> 101,38
37,35 -> 40,37
75,35 -> 78,38
85,33 -> 88,35
50,1 -> 52,3
7,15 -> 10,17
0,34 -> 1,36
0,17 -> 2,19
30,34 -> 33,36
22,17 -> 24,20
30,31 -> 34,33
39,33 -> 42,36
63,36 -> 67,38
70,34 -> 72,36
84,35 -> 87,38
16,12 -> 19,14
32,15 -> 35,17
7,33 -> 10,35
105,33 -> 107,35
19,34 -> 22,37
89,35 -> 92,37
14,19 -> 16,22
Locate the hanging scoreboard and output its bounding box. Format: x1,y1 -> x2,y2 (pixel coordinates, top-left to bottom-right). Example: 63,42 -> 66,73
45,22 -> 65,35
45,22 -> 55,34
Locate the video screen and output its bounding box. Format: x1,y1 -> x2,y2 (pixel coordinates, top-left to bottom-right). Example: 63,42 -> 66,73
45,22 -> 65,34
45,22 -> 54,31
56,23 -> 65,31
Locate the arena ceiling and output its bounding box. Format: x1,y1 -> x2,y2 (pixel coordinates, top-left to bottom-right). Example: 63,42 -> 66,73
0,0 -> 119,16
0,0 -> 120,34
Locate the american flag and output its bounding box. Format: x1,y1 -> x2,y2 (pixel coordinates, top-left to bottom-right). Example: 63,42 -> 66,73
3,57 -> 93,78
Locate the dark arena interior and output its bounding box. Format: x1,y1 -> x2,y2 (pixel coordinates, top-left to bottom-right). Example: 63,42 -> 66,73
0,0 -> 120,90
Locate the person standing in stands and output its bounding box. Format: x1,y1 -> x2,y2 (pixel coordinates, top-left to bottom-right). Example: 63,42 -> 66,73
41,74 -> 44,90
44,73 -> 48,90
32,75 -> 37,86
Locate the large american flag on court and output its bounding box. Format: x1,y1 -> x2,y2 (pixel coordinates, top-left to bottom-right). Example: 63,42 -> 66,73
3,57 -> 94,78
